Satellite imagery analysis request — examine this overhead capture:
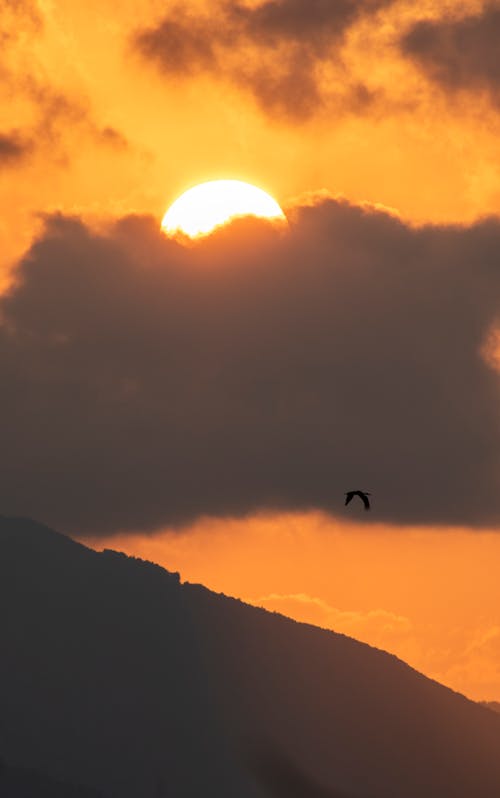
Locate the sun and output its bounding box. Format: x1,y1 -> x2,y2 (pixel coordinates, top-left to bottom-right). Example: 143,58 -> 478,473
161,179 -> 286,238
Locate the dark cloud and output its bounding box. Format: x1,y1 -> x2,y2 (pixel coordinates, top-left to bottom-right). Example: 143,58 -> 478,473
227,0 -> 368,49
135,16 -> 218,76
0,130 -> 32,165
134,0 -> 388,120
401,5 -> 500,105
1,198 -> 500,535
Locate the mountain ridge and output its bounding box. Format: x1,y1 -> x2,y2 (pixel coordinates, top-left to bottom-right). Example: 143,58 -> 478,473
0,757 -> 104,798
2,514 -> 500,798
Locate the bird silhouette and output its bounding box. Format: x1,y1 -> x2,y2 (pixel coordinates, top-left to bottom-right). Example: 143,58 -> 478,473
345,490 -> 371,510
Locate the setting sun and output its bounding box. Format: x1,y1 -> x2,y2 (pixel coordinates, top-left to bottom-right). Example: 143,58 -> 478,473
161,179 -> 286,238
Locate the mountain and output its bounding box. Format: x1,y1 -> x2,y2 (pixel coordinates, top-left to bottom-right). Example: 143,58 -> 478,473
481,701 -> 500,714
0,757 -> 104,798
2,515 -> 500,798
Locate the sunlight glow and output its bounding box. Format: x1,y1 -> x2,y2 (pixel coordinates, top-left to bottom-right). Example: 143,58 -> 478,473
161,179 -> 286,238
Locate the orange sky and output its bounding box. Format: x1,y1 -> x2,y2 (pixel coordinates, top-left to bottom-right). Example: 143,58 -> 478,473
3,0 -> 500,275
3,0 -> 500,701
85,514 -> 500,702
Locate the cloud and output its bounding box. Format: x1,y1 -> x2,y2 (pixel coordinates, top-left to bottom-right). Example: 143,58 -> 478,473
1,197 -> 500,535
0,86 -> 129,172
27,87 -> 130,156
401,5 -> 500,106
431,625 -> 500,700
0,130 -> 32,165
0,1 -> 129,172
0,0 -> 43,44
249,593 -> 412,649
134,0 -> 389,120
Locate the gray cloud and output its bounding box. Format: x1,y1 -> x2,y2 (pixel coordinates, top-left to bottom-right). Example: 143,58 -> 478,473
401,5 -> 500,105
1,199 -> 500,535
134,0 -> 388,120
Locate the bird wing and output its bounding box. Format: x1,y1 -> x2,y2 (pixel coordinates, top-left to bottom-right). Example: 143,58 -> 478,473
344,492 -> 354,506
360,493 -> 371,510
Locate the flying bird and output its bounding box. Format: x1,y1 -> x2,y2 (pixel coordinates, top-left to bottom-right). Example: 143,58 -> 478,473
345,490 -> 371,510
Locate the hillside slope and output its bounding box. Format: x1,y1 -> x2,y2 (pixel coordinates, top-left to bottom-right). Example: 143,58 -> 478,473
2,515 -> 500,798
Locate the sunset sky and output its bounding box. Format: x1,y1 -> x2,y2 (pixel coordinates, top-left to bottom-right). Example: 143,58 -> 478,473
2,0 -> 500,701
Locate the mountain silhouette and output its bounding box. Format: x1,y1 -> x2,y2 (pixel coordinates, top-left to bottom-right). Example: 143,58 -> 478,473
2,515 -> 500,798
481,701 -> 500,714
0,757 -> 104,797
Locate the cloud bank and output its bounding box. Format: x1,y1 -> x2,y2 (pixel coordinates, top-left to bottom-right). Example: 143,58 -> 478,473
1,198 -> 500,535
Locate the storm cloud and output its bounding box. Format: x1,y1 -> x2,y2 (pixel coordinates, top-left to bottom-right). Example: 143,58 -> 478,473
402,5 -> 500,105
1,198 -> 500,535
134,0 -> 388,119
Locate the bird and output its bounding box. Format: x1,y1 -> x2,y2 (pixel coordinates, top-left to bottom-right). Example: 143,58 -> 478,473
345,490 -> 371,510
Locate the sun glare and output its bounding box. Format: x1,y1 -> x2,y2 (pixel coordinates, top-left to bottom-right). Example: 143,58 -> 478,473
161,179 -> 286,238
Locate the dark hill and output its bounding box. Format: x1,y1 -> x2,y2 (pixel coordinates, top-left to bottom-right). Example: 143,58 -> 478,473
0,757 -> 104,798
481,701 -> 500,714
2,515 -> 500,798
